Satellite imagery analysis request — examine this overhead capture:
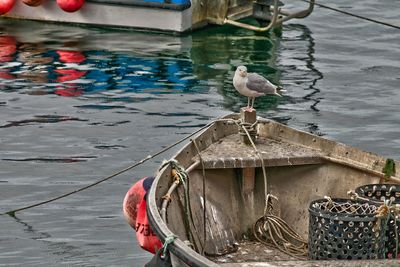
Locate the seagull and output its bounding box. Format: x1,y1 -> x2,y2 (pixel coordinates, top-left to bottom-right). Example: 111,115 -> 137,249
233,65 -> 284,111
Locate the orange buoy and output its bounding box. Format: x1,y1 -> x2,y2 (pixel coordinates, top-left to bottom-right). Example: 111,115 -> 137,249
123,177 -> 162,254
22,0 -> 44,7
0,0 -> 15,15
56,0 -> 85,12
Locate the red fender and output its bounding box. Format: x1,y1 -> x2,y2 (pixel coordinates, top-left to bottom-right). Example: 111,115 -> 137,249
123,177 -> 162,254
0,0 -> 15,15
56,0 -> 85,12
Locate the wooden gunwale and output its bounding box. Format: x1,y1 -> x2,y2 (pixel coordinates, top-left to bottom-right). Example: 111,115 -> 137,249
147,113 -> 400,267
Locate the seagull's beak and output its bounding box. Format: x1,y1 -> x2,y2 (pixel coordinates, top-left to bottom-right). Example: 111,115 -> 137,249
240,70 -> 247,77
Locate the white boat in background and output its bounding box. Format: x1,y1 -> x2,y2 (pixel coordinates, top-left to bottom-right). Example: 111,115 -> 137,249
1,0 -> 315,33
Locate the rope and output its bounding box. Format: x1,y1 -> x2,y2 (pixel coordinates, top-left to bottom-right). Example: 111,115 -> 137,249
223,117 -> 308,258
1,121 -> 215,217
395,212 -> 399,258
347,190 -> 383,205
376,202 -> 390,219
300,0 -> 400,30
160,234 -> 177,259
254,214 -> 308,259
320,195 -> 378,215
192,139 -> 207,256
225,118 -> 272,214
374,200 -> 392,259
162,160 -> 201,253
375,201 -> 400,259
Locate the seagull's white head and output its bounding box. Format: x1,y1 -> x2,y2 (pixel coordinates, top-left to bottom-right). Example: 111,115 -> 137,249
236,65 -> 247,78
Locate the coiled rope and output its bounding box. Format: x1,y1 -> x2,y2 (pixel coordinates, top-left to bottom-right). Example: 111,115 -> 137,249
300,0 -> 400,30
254,214 -> 308,259
1,121 -> 215,217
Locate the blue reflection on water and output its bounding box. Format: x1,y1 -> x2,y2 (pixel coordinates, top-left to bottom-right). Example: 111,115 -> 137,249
0,19 -> 293,114
0,41 -> 195,96
0,18 -> 324,122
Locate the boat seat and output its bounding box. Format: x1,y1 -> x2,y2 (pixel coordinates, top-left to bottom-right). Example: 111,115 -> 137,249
194,134 -> 325,169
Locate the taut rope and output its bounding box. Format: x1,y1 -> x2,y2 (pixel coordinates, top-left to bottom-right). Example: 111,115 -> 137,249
300,0 -> 400,30
1,121 -> 215,217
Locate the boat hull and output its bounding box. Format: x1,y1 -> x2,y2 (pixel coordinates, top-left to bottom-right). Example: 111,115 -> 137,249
4,0 -> 193,32
147,113 -> 400,266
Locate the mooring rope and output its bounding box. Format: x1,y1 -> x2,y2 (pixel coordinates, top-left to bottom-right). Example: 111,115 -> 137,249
300,0 -> 400,30
223,118 -> 271,214
231,117 -> 309,258
160,234 -> 177,259
1,121 -> 215,217
160,160 -> 201,253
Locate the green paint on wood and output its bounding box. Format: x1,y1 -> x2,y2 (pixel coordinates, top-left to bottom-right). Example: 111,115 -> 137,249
382,159 -> 396,181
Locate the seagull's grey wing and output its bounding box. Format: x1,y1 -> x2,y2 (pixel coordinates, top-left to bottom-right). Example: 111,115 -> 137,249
246,73 -> 277,94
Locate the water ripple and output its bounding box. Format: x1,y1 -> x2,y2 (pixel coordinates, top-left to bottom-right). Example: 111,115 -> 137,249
0,115 -> 88,128
74,104 -> 126,110
2,156 -> 97,163
154,123 -> 207,129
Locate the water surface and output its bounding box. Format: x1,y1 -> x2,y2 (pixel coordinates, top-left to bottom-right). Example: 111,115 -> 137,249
1,1 -> 400,266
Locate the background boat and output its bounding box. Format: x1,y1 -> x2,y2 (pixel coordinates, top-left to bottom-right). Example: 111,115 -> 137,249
2,0 -> 314,32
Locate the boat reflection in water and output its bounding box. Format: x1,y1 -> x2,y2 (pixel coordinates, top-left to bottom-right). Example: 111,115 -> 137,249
0,23 -> 194,97
0,35 -> 17,80
0,19 -> 321,123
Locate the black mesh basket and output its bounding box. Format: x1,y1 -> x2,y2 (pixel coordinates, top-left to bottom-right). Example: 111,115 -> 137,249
355,184 -> 400,204
355,184 -> 400,259
308,198 -> 384,260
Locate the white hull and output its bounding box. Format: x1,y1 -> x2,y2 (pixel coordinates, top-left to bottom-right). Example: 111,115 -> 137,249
3,0 -> 315,33
4,0 -> 193,32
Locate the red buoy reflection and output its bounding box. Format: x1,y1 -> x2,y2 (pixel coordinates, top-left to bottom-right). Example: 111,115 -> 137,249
54,50 -> 87,97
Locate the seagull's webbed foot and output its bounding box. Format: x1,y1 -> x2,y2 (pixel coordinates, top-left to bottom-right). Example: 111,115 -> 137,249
244,97 -> 255,112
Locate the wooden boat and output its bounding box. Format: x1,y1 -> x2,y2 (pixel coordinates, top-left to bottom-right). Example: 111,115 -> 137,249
1,0 -> 315,33
147,109 -> 400,266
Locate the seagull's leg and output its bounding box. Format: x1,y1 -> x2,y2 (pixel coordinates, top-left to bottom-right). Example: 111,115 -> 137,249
245,97 -> 251,111
251,97 -> 255,111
